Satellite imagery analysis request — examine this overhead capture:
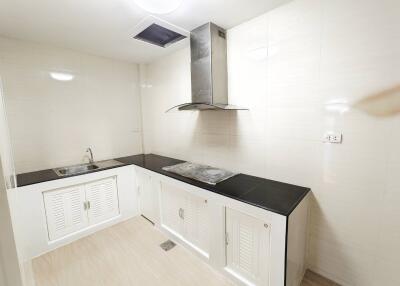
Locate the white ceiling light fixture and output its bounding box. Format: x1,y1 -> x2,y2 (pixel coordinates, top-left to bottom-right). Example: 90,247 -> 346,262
49,72 -> 75,81
133,0 -> 183,14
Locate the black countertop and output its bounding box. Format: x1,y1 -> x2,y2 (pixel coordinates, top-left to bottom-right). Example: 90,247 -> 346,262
17,154 -> 310,216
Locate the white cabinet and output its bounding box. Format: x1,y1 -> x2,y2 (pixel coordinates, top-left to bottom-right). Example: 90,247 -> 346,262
160,182 -> 210,257
43,177 -> 119,241
160,182 -> 184,235
43,185 -> 88,241
137,170 -> 160,223
86,177 -> 119,225
225,208 -> 270,286
132,168 -> 307,286
183,193 -> 210,256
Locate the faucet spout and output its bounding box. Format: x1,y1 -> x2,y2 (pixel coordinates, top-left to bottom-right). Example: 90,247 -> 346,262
86,147 -> 94,164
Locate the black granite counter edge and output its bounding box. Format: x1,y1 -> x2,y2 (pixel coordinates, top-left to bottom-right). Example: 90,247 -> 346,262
17,153 -> 310,216
130,161 -> 310,216
279,187 -> 309,216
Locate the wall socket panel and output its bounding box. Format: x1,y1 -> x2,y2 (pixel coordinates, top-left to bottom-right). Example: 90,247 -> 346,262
323,132 -> 343,144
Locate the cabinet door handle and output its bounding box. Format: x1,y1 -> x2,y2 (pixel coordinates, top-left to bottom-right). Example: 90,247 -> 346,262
87,201 -> 91,210
178,208 -> 185,219
83,202 -> 87,210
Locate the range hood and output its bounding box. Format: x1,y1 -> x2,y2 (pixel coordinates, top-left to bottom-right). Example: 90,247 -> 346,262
166,23 -> 248,112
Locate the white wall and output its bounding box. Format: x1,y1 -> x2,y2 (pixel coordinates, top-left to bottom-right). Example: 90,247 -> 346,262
141,0 -> 400,285
0,69 -> 22,286
0,37 -> 143,174
0,262 -> 4,286
0,78 -> 16,188
0,161 -> 23,286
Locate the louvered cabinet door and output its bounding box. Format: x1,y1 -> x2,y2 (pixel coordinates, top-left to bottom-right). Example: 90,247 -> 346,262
85,177 -> 120,225
43,185 -> 88,241
160,182 -> 184,236
226,208 -> 270,286
183,193 -> 210,257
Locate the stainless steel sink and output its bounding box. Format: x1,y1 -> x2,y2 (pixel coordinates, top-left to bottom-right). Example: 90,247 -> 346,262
53,159 -> 124,177
54,163 -> 99,176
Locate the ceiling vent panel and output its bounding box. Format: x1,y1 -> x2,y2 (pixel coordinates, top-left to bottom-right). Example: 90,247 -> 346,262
134,23 -> 186,48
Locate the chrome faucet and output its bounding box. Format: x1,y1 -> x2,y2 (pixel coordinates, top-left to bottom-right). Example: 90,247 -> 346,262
86,147 -> 94,164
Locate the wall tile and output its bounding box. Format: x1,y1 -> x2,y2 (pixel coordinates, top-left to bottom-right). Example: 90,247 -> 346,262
0,37 -> 143,173
141,1 -> 400,286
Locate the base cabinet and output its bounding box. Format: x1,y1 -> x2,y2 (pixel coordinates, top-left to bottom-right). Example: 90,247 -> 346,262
137,169 -> 160,224
43,177 -> 119,241
85,177 -> 120,225
225,208 -> 270,286
43,185 -> 88,241
160,182 -> 184,235
160,182 -> 210,258
135,167 -> 309,286
183,191 -> 210,257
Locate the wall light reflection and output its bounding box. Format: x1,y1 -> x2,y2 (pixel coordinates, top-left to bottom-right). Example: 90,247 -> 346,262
325,99 -> 349,114
49,72 -> 75,81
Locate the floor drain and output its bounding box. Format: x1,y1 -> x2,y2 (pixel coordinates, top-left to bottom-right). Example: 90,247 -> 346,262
160,240 -> 176,251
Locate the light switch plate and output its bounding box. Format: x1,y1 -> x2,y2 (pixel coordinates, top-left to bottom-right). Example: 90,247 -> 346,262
323,132 -> 343,144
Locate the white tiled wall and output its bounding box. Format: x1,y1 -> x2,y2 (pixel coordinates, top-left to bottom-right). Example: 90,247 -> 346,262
0,37 -> 143,173
141,0 -> 400,285
0,71 -> 16,187
0,164 -> 23,286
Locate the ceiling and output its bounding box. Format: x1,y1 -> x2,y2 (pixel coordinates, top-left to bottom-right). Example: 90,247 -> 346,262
0,0 -> 290,63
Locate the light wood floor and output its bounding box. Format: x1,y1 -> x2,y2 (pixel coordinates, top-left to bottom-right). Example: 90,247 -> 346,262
33,216 -> 338,286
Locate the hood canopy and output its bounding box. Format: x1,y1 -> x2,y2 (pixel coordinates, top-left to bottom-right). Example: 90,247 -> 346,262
166,22 -> 248,112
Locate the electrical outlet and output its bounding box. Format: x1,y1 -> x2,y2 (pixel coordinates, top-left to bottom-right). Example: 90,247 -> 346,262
323,132 -> 343,144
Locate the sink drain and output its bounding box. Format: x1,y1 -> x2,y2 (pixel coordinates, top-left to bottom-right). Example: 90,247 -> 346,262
160,240 -> 176,251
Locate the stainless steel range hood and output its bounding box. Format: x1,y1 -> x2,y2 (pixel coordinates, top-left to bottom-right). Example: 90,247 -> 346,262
166,23 -> 248,112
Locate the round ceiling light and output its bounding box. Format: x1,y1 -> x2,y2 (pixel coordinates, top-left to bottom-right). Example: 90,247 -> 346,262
133,0 -> 183,14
